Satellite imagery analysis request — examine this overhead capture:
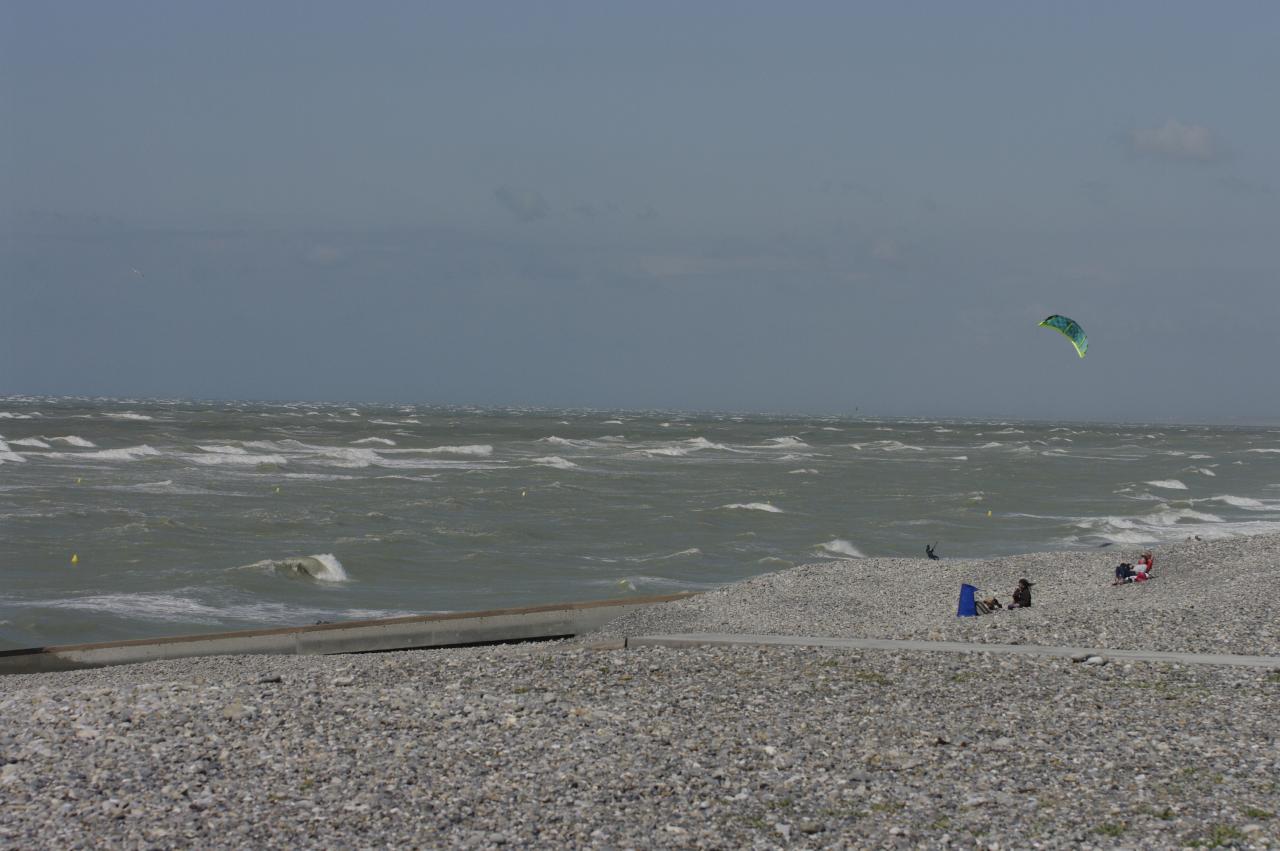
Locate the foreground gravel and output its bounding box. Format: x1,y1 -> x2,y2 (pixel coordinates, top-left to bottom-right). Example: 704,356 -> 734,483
599,533 -> 1280,657
2,645 -> 1278,849
1,533 -> 1278,849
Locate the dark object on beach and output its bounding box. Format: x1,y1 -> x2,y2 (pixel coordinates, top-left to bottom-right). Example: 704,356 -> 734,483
256,674 -> 283,685
926,543 -> 940,560
1114,562 -> 1135,583
975,596 -> 1003,614
1097,542 -> 1114,548
1010,578 -> 1033,608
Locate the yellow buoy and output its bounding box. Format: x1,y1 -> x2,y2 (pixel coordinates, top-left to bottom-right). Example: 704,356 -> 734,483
521,490 -> 527,497
71,553 -> 79,565
987,510 -> 992,517
274,486 -> 281,494
76,478 -> 82,485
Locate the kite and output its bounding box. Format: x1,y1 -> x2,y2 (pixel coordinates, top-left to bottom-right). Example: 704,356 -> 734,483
1038,315 -> 1088,358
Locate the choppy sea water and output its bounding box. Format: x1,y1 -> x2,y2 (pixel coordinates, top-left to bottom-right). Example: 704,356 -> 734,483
2,397 -> 1279,648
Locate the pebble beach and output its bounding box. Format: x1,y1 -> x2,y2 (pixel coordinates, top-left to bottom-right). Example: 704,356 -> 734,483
2,534 -> 1278,849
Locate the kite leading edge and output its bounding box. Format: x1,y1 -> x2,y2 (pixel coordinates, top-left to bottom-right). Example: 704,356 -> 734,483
1039,315 -> 1088,358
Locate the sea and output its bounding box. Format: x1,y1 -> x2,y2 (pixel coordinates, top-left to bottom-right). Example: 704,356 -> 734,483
2,397 -> 1279,649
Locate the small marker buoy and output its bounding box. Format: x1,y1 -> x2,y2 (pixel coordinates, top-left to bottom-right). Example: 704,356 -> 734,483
71,553 -> 79,565
76,478 -> 82,485
987,510 -> 993,517
521,490 -> 526,497
274,486 -> 281,494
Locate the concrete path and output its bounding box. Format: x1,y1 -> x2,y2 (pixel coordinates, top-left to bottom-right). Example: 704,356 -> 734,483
627,633 -> 1280,669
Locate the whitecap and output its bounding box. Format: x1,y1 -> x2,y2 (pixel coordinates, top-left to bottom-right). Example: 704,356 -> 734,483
186,452 -> 288,467
420,444 -> 493,456
787,468 -> 820,474
42,445 -> 162,462
48,435 -> 96,447
1146,480 -> 1188,490
352,437 -> 397,446
9,437 -> 50,448
104,412 -> 154,421
817,539 -> 864,558
236,553 -> 349,582
198,444 -> 249,454
1208,495 -> 1269,510
0,438 -> 26,465
761,436 -> 809,449
1247,448 -> 1280,453
720,502 -> 783,513
532,455 -> 578,470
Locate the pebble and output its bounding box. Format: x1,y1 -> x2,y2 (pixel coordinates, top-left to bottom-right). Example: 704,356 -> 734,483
0,533 -> 1276,848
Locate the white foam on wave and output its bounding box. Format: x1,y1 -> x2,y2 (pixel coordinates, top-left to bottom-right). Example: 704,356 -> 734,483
104,412 -> 154,421
533,455 -> 578,470
541,436 -> 592,448
762,436 -> 809,449
9,437 -> 51,448
720,502 -> 783,513
236,553 -> 349,582
0,437 -> 26,465
788,468 -> 819,474
1146,480 -> 1188,490
352,437 -> 396,446
817,539 -> 864,558
186,451 -> 289,467
1189,454 -> 1213,460
1247,448 -> 1280,453
420,444 -> 493,456
0,412 -> 33,419
641,437 -> 732,457
875,440 -> 925,452
1207,495 -> 1270,510
198,444 -> 249,454
41,445 -> 163,462
48,435 -> 95,447
949,456 -> 969,461
978,442 -> 1003,449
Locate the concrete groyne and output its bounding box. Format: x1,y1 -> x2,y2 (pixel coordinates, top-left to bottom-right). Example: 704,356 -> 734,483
0,592 -> 695,675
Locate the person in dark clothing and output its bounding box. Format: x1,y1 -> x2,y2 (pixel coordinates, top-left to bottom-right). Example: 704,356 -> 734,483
926,543 -> 940,560
1010,578 -> 1033,608
1113,563 -> 1136,584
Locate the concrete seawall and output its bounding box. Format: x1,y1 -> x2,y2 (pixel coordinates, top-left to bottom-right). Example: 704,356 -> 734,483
0,593 -> 695,676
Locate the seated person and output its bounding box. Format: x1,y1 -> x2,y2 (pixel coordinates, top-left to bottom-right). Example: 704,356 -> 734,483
1114,562 -> 1136,584
1139,551 -> 1155,574
1009,578 -> 1033,608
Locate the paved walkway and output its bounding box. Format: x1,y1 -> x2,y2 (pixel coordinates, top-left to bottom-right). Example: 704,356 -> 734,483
627,633 -> 1280,669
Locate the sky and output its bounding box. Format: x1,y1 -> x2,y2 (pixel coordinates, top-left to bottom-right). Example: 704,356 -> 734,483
2,2 -> 1278,422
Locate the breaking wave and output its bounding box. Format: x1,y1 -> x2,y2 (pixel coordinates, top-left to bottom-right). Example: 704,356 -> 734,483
236,553 -> 349,583
817,539 -> 864,558
532,455 -> 578,470
720,502 -> 783,513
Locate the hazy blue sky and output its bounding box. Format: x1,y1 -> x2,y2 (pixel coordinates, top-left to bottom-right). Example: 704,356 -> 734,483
3,2 -> 1277,421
